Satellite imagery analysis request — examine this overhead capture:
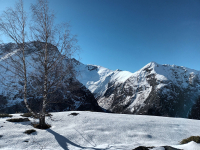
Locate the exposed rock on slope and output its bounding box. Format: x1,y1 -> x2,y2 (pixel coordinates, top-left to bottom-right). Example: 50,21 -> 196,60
77,62 -> 200,118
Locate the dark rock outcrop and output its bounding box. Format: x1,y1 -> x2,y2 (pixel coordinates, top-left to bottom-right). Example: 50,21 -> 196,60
132,146 -> 181,150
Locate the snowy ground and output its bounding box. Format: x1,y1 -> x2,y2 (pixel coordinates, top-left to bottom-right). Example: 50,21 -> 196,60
0,111 -> 200,150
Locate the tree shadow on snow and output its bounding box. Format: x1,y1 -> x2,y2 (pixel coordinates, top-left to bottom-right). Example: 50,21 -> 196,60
47,129 -> 112,150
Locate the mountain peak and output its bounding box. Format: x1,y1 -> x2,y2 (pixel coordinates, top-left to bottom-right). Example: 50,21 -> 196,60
140,61 -> 159,71
115,69 -> 122,71
150,61 -> 158,65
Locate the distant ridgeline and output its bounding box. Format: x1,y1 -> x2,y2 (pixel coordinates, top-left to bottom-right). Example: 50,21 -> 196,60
77,61 -> 200,119
0,42 -> 102,114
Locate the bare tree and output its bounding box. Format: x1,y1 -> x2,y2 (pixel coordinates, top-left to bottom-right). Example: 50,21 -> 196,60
0,0 -> 79,128
29,0 -> 79,128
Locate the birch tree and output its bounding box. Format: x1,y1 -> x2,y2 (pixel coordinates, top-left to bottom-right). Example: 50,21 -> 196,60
0,0 -> 79,128
30,0 -> 79,128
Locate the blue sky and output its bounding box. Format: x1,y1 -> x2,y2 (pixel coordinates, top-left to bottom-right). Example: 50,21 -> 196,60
0,0 -> 200,72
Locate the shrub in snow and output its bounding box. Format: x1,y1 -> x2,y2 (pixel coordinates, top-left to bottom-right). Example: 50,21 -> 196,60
180,136 -> 200,144
6,118 -> 30,122
0,113 -> 12,118
132,146 -> 154,150
68,112 -> 79,116
24,129 -> 36,135
133,146 -> 180,150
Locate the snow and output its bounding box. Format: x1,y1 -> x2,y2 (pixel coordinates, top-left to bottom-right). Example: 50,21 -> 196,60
173,141 -> 200,150
0,49 -> 20,61
110,70 -> 133,83
1,111 -> 200,150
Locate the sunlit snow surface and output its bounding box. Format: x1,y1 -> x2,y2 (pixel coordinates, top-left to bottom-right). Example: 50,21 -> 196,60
0,111 -> 200,150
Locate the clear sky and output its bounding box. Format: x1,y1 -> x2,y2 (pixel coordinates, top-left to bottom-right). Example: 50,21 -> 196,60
0,0 -> 200,73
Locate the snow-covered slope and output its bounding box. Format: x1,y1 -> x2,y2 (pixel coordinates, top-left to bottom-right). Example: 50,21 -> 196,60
1,111 -> 200,150
77,63 -> 132,98
0,42 -> 102,113
77,64 -> 113,97
77,62 -> 200,118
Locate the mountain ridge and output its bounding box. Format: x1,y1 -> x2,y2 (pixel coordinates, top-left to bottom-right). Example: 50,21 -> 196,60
77,61 -> 200,118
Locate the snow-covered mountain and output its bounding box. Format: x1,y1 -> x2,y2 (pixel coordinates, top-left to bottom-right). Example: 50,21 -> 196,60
77,62 -> 200,118
1,42 -> 200,118
0,42 -> 102,113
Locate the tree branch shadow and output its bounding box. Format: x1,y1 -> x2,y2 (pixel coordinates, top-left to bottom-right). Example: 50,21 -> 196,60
73,128 -> 97,147
46,128 -> 112,150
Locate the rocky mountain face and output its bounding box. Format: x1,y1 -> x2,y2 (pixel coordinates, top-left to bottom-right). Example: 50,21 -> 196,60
77,62 -> 200,118
0,42 -> 102,113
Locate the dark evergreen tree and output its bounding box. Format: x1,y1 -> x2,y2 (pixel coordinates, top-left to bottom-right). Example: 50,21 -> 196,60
189,97 -> 200,119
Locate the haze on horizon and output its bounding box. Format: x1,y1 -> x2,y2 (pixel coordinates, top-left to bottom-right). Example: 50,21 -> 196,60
0,0 -> 200,73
